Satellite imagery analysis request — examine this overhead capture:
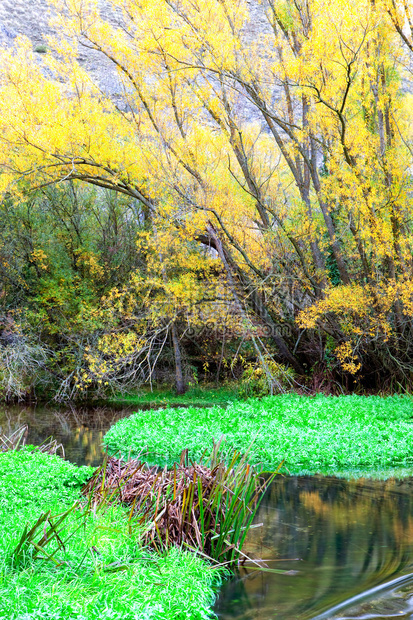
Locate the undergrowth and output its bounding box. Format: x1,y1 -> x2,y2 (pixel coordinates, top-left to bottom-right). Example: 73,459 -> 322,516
0,450 -> 225,619
104,394 -> 413,475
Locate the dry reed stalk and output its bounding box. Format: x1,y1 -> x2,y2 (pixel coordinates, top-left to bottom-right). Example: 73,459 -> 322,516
83,445 -> 278,564
0,424 -> 65,457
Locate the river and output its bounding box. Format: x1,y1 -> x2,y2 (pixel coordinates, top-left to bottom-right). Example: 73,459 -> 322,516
2,404 -> 413,619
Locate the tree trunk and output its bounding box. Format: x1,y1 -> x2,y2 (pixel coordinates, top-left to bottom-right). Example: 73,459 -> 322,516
205,223 -> 304,375
171,322 -> 187,395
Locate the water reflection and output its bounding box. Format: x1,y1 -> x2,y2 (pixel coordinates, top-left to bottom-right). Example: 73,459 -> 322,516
215,476 -> 413,620
0,404 -> 134,466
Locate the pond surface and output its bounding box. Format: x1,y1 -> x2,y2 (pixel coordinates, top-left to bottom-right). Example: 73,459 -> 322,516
2,405 -> 413,619
0,403 -> 134,466
215,475 -> 413,619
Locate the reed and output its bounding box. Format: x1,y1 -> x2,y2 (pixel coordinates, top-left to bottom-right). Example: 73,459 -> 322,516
0,425 -> 28,452
2,450 -> 222,619
83,442 -> 279,565
0,424 -> 65,456
10,501 -> 82,568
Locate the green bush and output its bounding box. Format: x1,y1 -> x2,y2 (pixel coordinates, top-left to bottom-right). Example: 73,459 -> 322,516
239,359 -> 295,397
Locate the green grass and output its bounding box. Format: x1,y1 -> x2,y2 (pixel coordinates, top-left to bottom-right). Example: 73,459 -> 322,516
103,394 -> 413,476
109,385 -> 240,409
0,450 -> 225,619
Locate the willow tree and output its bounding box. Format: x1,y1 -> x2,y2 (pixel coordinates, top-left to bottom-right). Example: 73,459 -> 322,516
0,0 -> 412,387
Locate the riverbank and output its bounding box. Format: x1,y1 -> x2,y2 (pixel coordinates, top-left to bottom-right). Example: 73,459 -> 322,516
0,450 -> 224,620
4,393 -> 413,619
109,385 -> 240,409
104,394 -> 413,477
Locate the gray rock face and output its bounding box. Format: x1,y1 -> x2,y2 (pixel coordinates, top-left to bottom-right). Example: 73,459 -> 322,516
0,23 -> 16,42
0,0 -> 272,117
3,2 -> 409,125
0,0 -> 123,96
0,0 -> 52,46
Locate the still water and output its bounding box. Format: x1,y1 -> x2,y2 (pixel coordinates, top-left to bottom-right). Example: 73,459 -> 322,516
0,403 -> 134,466
215,475 -> 413,619
2,405 -> 413,619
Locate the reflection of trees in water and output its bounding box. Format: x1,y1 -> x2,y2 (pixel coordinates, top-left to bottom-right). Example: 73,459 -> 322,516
0,405 -> 133,466
216,476 -> 413,620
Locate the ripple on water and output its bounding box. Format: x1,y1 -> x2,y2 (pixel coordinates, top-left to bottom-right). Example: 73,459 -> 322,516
215,475 -> 413,620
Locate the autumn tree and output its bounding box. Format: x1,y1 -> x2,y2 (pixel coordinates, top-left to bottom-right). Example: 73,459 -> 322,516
0,0 -> 413,393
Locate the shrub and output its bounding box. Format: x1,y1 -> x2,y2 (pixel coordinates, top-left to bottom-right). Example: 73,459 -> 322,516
239,359 -> 295,397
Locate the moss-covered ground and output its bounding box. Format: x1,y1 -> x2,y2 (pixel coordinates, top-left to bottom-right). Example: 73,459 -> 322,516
104,394 -> 413,477
0,450 -> 224,620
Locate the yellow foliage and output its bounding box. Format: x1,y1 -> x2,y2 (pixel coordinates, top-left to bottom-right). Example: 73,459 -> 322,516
0,0 -> 413,384
335,342 -> 362,375
30,249 -> 49,271
74,249 -> 105,279
298,278 -> 413,353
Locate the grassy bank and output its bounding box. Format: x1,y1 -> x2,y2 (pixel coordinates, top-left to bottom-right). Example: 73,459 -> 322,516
104,394 -> 413,476
0,450 -> 225,620
109,386 -> 240,409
